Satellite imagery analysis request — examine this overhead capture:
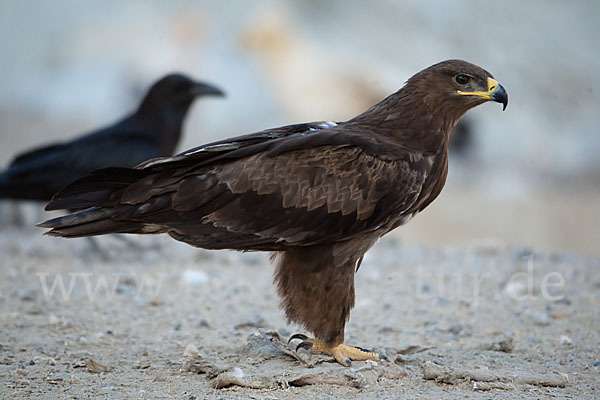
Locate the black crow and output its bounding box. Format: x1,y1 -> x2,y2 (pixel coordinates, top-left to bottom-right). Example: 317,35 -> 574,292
0,73 -> 224,203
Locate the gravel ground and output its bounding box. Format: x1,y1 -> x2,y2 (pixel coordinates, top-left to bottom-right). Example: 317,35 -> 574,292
0,225 -> 598,399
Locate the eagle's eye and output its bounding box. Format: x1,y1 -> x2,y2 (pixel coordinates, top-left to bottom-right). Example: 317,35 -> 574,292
454,74 -> 471,85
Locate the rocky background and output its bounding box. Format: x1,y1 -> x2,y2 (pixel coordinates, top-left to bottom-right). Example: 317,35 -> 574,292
0,1 -> 599,398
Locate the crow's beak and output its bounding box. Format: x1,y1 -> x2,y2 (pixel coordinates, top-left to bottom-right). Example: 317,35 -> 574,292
191,82 -> 225,97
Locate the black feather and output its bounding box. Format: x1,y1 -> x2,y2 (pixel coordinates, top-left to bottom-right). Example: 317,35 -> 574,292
0,73 -> 223,204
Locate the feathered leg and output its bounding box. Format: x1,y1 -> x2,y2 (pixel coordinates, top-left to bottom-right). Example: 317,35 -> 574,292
273,238 -> 386,366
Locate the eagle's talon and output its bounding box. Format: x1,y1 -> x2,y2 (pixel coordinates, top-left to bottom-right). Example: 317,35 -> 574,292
288,336 -> 386,366
288,333 -> 309,343
353,345 -> 388,360
296,341 -> 314,352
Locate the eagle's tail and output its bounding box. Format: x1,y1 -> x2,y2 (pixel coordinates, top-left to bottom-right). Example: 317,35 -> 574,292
38,167 -> 154,238
44,167 -> 147,211
37,207 -> 148,238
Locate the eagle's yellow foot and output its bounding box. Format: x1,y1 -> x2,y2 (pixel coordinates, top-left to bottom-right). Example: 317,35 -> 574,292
288,333 -> 388,367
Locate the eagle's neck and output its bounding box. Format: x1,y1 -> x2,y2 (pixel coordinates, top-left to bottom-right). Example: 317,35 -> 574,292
348,85 -> 464,153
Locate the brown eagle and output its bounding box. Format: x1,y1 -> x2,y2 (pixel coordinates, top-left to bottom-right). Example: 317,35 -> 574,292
39,60 -> 508,366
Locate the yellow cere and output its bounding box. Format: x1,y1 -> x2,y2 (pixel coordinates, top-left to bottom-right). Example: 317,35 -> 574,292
457,77 -> 499,100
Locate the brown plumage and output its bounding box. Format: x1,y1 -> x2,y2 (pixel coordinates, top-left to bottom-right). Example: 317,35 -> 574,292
39,60 -> 508,366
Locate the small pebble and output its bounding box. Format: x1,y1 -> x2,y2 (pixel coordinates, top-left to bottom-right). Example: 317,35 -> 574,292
85,358 -> 108,373
559,335 -> 573,346
278,327 -> 291,336
593,361 -> 600,367
234,315 -> 266,329
115,285 -> 132,294
29,360 -> 35,365
198,319 -> 210,328
174,323 -> 182,331
513,247 -> 534,259
446,323 -> 463,335
532,312 -> 551,326
554,297 -> 572,305
503,280 -> 528,298
232,367 -> 244,378
181,269 -> 208,286
18,289 -> 36,302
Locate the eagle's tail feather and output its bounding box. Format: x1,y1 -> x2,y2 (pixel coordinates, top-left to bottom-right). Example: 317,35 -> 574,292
45,167 -> 147,211
38,207 -> 147,238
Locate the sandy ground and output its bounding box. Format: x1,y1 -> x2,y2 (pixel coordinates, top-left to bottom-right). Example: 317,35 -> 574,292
0,223 -> 598,399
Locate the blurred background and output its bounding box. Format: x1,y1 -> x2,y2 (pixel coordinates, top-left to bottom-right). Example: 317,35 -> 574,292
0,0 -> 598,256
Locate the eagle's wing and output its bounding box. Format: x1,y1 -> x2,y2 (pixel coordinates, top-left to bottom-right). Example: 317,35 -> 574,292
45,122 -> 343,210
44,124 -> 431,250
138,121 -> 345,169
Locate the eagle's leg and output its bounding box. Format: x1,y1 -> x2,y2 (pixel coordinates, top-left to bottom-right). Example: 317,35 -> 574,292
273,240 -> 383,366
288,334 -> 386,366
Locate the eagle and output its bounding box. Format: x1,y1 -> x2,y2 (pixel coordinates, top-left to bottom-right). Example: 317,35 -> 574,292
39,60 -> 508,366
0,74 -> 223,203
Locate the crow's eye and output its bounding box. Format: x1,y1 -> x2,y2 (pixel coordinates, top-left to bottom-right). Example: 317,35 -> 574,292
455,74 -> 470,85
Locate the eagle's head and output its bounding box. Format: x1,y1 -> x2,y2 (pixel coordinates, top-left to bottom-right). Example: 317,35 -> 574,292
408,59 -> 508,117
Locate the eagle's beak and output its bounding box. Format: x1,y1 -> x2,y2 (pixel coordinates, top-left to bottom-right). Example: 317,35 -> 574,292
457,77 -> 508,111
